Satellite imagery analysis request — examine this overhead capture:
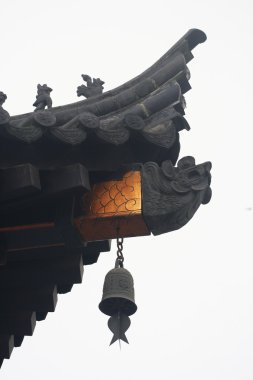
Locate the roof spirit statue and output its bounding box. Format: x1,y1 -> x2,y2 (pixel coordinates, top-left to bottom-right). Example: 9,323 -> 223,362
33,84 -> 53,111
77,74 -> 105,98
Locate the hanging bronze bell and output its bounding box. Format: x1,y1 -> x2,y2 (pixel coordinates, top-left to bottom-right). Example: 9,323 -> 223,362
99,258 -> 137,345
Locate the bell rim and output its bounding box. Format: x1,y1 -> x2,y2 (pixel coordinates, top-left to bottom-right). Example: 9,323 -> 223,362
99,296 -> 137,316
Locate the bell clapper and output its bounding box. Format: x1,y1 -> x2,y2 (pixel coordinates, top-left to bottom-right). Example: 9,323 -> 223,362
108,310 -> 130,346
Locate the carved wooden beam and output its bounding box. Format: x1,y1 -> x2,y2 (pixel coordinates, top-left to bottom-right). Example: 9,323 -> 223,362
0,163 -> 90,207
83,240 -> 111,265
14,335 -> 24,347
0,164 -> 40,202
0,312 -> 36,336
75,157 -> 212,239
0,335 -> 14,359
0,157 -> 211,252
0,254 -> 83,289
75,170 -> 150,240
0,285 -> 57,313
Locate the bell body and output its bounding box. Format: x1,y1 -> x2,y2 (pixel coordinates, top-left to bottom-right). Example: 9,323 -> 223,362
99,267 -> 137,316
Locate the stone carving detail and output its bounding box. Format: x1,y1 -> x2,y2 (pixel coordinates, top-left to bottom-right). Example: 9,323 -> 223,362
8,115 -> 43,143
5,108 -> 186,152
77,74 -> 104,98
33,84 -> 53,111
0,91 -> 10,125
142,156 -> 212,235
97,116 -> 129,145
33,110 -> 56,127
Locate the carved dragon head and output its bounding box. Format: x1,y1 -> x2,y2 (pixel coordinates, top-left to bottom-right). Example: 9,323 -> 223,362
142,156 -> 212,235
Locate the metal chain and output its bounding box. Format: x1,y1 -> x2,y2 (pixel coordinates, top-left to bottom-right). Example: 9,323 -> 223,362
116,237 -> 124,267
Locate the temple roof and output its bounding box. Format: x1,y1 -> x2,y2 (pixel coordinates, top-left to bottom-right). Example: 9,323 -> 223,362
0,29 -> 211,367
0,29 -> 206,171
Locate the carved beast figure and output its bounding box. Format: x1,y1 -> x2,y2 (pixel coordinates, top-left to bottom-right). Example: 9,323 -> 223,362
142,156 -> 212,235
33,84 -> 53,111
77,74 -> 104,98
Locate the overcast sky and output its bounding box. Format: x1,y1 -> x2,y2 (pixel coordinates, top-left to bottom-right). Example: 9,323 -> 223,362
1,0 -> 253,379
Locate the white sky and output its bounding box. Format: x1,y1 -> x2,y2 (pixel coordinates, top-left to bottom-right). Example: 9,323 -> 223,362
1,0 -> 253,379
